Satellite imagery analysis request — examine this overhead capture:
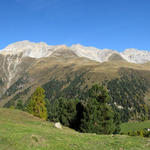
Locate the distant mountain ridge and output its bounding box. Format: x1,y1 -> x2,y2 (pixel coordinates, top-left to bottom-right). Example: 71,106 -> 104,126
0,40 -> 150,64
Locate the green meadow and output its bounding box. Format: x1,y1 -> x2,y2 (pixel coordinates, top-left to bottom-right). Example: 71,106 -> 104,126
121,120 -> 150,133
0,108 -> 150,150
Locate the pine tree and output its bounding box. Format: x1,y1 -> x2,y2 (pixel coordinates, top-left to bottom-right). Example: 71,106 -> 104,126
80,98 -> 103,133
56,98 -> 78,128
27,87 -> 47,120
16,100 -> 24,110
80,84 -> 120,134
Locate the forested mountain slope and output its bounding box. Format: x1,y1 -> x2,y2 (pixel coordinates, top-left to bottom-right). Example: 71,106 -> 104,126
0,41 -> 150,122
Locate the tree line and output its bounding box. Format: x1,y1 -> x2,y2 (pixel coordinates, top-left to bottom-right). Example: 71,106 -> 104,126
15,84 -> 121,134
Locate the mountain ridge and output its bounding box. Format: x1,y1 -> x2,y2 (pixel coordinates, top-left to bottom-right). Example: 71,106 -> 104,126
0,40 -> 150,64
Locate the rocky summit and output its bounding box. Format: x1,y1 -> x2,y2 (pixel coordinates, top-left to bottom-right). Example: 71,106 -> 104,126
1,41 -> 150,63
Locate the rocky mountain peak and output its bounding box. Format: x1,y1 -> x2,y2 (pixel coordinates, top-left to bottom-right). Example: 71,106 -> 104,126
121,48 -> 150,64
0,41 -> 150,64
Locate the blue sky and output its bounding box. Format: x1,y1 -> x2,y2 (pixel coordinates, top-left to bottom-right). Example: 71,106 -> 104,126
0,0 -> 150,51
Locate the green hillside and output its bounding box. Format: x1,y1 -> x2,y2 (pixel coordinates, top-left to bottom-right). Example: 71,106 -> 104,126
0,108 -> 150,150
121,120 -> 150,133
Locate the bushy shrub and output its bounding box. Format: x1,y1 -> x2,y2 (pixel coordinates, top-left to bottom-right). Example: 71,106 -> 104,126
127,129 -> 150,137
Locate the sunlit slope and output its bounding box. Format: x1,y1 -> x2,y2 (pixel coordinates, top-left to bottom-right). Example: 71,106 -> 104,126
121,120 -> 150,133
0,108 -> 150,150
1,57 -> 150,106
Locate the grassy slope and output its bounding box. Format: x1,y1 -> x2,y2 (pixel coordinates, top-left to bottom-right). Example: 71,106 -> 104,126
0,109 -> 150,150
121,121 -> 150,133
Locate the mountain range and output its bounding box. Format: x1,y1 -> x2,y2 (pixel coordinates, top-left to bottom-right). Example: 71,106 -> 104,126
1,40 -> 150,63
0,40 -> 150,122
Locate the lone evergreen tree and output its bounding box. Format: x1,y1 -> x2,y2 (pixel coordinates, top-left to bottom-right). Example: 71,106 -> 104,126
80,84 -> 120,134
27,87 -> 47,120
16,100 -> 24,110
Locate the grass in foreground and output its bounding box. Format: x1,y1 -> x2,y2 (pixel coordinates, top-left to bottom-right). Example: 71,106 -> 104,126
0,108 -> 150,150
